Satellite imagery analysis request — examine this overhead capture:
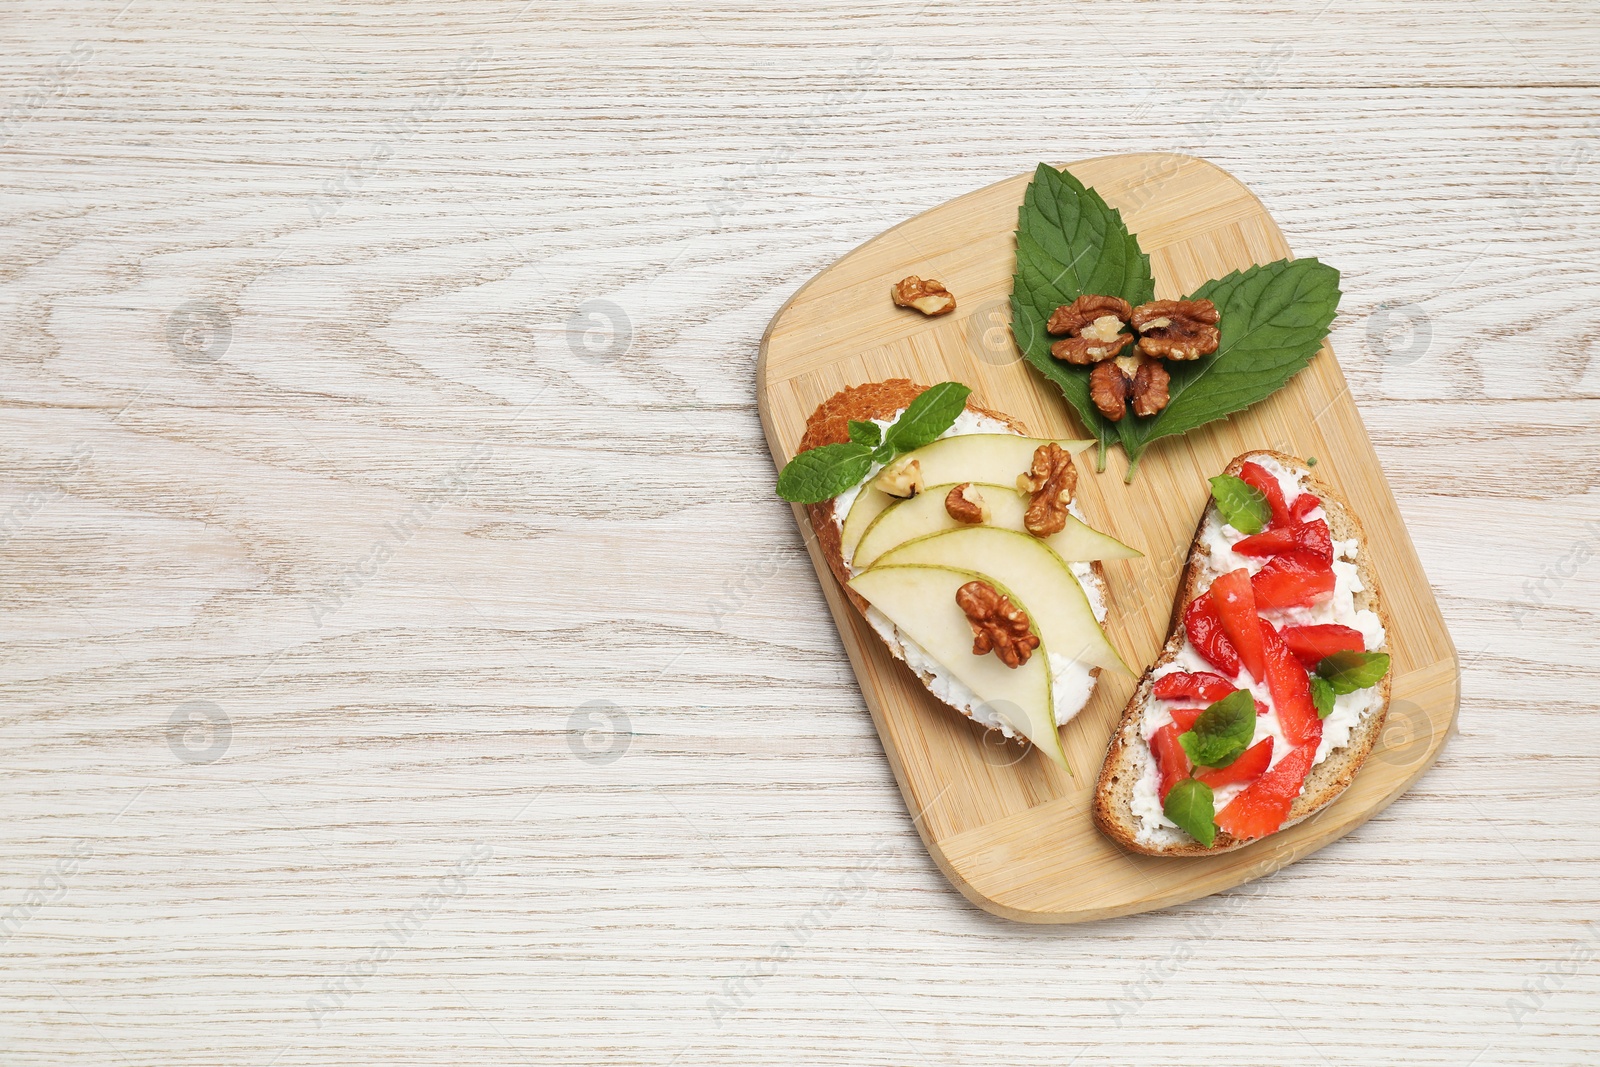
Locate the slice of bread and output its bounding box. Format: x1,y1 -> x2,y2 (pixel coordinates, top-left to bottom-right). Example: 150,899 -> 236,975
797,379 -> 1110,737
1091,449 -> 1393,855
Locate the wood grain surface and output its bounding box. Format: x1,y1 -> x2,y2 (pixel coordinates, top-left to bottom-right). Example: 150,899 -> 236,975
1,1 -> 1596,1063
757,153 -> 1460,922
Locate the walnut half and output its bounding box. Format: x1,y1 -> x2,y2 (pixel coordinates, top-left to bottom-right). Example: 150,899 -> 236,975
1046,295 -> 1134,365
944,482 -> 989,525
1015,442 -> 1076,537
1130,298 -> 1220,361
891,276 -> 956,317
955,580 -> 1040,668
1090,353 -> 1173,421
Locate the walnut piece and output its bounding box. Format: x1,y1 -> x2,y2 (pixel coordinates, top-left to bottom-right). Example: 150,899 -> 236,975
891,276 -> 956,317
872,455 -> 923,498
1131,298 -> 1220,361
1090,360 -> 1131,421
944,482 -> 989,525
955,580 -> 1040,669
1046,295 -> 1134,365
1015,442 -> 1076,537
1130,359 -> 1170,417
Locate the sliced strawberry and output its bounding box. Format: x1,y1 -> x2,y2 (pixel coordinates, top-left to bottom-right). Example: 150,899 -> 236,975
1182,595 -> 1241,677
1152,671 -> 1238,704
1289,493 -> 1322,523
1196,736 -> 1274,788
1215,741 -> 1318,841
1150,723 -> 1191,803
1281,623 -> 1365,668
1261,620 -> 1323,748
1233,519 -> 1332,567
1239,461 -> 1291,528
1169,707 -> 1205,732
1209,569 -> 1266,682
1230,526 -> 1297,557
1251,552 -> 1335,610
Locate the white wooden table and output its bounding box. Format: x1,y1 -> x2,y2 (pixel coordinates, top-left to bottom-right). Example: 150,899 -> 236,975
2,2 -> 1596,1063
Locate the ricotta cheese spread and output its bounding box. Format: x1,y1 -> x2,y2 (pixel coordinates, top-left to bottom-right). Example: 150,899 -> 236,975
1129,456 -> 1387,848
832,406 -> 1107,730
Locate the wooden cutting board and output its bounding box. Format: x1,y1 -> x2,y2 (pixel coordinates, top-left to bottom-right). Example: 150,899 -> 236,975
756,154 -> 1458,923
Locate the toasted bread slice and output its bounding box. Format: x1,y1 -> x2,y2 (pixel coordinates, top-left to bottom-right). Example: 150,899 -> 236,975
1092,450 -> 1393,855
797,379 -> 1111,739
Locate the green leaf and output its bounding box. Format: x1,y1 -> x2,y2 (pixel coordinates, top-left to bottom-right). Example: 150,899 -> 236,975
1119,257 -> 1342,472
1310,675 -> 1336,719
1178,689 -> 1258,769
1009,163 -> 1155,460
1209,474 -> 1271,535
881,382 -> 971,454
847,420 -> 882,448
1317,651 -> 1392,695
775,443 -> 873,504
1163,778 -> 1217,847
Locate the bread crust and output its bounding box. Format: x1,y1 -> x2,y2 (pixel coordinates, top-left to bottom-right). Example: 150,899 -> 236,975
797,379 -> 1107,735
1091,449 -> 1393,856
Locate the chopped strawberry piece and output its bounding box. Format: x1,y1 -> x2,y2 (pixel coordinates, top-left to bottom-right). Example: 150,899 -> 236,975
1230,527 -> 1297,557
1239,461 -> 1291,528
1233,519 -> 1332,567
1182,596 -> 1241,676
1289,493 -> 1322,522
1150,723 -> 1191,802
1169,707 -> 1205,732
1196,736 -> 1274,788
1215,741 -> 1318,841
1209,569 -> 1266,682
1281,623 -> 1366,668
1152,671 -> 1238,703
1251,552 -> 1335,610
1261,620 -> 1323,748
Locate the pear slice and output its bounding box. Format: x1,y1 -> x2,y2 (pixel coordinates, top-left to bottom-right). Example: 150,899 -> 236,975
839,486 -> 896,565
853,482 -> 1142,571
838,434 -> 1092,564
870,525 -> 1130,675
848,563 -> 1069,770
904,433 -> 1093,486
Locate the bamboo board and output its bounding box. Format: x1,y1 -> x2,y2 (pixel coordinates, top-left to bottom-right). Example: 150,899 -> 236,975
756,154 -> 1459,923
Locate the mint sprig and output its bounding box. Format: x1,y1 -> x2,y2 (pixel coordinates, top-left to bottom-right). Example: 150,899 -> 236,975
1008,164 -> 1343,480
775,382 -> 972,504
1178,689 -> 1257,769
1317,651 -> 1391,695
1009,164 -> 1155,469
1209,474 -> 1271,535
1163,778 -> 1217,847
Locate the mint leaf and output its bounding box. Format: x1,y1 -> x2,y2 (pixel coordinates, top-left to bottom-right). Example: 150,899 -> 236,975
881,382 -> 971,455
1178,689 -> 1257,768
775,443 -> 872,504
1310,674 -> 1336,719
1209,474 -> 1271,535
1010,163 -> 1155,466
1119,258 -> 1342,474
847,420 -> 882,448
1317,650 -> 1391,695
1163,778 -> 1217,847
